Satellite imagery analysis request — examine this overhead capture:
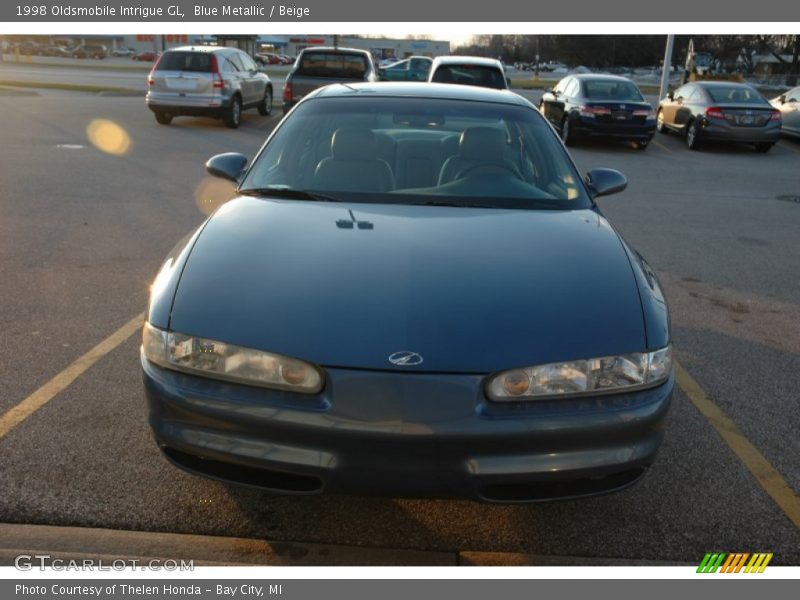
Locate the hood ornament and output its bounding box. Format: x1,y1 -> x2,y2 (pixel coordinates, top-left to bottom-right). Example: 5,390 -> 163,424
388,351 -> 424,366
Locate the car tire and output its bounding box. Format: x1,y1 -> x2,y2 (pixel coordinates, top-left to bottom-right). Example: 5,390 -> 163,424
561,116 -> 576,146
656,109 -> 668,134
685,120 -> 700,150
257,88 -> 273,116
754,142 -> 773,153
154,112 -> 172,125
224,96 -> 242,129
635,139 -> 650,150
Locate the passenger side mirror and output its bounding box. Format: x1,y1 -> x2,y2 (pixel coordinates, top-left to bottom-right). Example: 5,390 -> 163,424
667,90 -> 674,101
206,153 -> 248,183
778,94 -> 786,104
585,168 -> 628,199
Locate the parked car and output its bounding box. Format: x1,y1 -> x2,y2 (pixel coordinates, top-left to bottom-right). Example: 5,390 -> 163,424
657,81 -> 782,152
377,56 -> 432,81
112,47 -> 136,57
42,45 -> 72,58
142,82 -> 673,503
428,56 -> 508,90
282,47 -> 377,114
539,74 -> 656,149
279,55 -> 294,65
145,46 -> 273,128
72,44 -> 107,59
255,53 -> 282,65
132,51 -> 158,62
770,86 -> 800,140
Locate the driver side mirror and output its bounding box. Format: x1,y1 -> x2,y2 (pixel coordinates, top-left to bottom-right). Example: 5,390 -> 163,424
206,153 -> 248,183
585,168 -> 628,199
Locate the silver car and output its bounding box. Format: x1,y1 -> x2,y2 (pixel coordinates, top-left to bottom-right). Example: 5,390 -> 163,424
146,46 -> 273,129
770,86 -> 800,139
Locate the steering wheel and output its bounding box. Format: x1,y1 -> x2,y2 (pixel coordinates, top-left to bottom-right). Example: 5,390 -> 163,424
455,162 -> 523,181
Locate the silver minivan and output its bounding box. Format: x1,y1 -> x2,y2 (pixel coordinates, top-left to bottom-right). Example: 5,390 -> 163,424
146,46 -> 273,128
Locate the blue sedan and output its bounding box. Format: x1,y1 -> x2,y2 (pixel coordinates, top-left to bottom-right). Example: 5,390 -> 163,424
142,83 -> 673,503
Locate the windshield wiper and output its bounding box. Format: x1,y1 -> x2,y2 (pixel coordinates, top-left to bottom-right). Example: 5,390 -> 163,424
239,187 -> 343,202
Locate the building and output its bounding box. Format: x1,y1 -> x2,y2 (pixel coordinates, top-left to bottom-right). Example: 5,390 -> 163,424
255,35 -> 450,60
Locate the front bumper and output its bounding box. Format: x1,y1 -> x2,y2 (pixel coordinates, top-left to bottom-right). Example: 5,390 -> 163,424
143,351 -> 673,503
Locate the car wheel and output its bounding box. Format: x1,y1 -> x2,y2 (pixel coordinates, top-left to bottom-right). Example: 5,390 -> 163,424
754,142 -> 774,153
561,116 -> 576,146
224,96 -> 242,129
656,109 -> 668,134
257,88 -> 273,116
635,139 -> 650,150
685,120 -> 700,150
154,112 -> 172,125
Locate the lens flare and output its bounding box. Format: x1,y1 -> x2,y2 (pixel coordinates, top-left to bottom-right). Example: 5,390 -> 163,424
194,177 -> 236,216
86,119 -> 131,155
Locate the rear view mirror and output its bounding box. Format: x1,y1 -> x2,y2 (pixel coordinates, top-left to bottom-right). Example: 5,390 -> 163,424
585,168 -> 628,199
206,153 -> 248,183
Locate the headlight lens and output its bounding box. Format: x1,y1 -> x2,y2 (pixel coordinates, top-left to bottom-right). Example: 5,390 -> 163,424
486,345 -> 672,402
142,323 -> 323,394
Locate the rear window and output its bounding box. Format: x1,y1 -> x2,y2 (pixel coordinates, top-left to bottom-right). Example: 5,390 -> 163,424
296,52 -> 368,78
583,80 -> 643,101
706,86 -> 765,105
156,51 -> 214,73
431,64 -> 506,89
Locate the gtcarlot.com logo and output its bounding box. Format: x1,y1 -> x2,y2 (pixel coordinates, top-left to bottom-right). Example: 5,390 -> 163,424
697,552 -> 773,573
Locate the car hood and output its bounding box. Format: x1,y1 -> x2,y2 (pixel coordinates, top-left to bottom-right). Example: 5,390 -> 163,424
170,197 -> 646,373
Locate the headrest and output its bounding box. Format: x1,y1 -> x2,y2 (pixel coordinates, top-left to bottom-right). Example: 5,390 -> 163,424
331,128 -> 376,160
458,127 -> 507,161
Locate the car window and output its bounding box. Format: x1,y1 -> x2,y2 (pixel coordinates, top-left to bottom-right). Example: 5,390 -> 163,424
156,51 -> 214,73
555,78 -> 569,94
225,53 -> 245,72
583,80 -> 643,101
239,53 -> 258,71
431,65 -> 506,89
564,79 -> 579,97
786,88 -> 800,102
296,52 -> 368,78
410,59 -> 428,71
240,97 -> 591,210
706,85 -> 765,104
673,85 -> 690,100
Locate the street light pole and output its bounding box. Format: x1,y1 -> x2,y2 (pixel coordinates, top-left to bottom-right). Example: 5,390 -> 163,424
659,34 -> 675,101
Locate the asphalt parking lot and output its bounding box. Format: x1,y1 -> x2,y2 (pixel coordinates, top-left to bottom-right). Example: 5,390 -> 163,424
0,81 -> 799,565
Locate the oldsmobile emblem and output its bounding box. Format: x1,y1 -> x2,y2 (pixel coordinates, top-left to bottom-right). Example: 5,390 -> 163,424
388,351 -> 424,366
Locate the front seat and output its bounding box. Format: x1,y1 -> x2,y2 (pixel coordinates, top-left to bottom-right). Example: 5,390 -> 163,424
313,128 -> 395,193
438,127 -> 521,185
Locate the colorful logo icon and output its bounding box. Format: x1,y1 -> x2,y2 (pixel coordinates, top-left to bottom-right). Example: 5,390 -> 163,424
697,553 -> 773,573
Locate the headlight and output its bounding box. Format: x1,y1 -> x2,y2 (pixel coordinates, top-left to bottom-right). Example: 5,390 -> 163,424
486,345 -> 672,402
142,323 -> 324,394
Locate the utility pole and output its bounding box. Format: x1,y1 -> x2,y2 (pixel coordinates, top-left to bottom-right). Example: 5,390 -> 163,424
659,34 -> 675,101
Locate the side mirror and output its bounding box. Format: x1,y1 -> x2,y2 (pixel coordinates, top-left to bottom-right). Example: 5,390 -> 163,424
206,153 -> 248,183
778,94 -> 786,104
506,77 -> 512,87
667,90 -> 674,101
585,168 -> 628,199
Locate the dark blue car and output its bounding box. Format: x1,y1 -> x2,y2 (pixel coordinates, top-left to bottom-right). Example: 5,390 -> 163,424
142,83 -> 673,503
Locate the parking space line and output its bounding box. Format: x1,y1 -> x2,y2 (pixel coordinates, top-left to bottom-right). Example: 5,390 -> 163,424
651,139 -> 673,153
675,362 -> 800,529
0,312 -> 144,440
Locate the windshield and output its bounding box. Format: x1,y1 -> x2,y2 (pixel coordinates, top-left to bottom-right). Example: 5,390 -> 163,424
240,97 -> 591,210
583,80 -> 644,101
